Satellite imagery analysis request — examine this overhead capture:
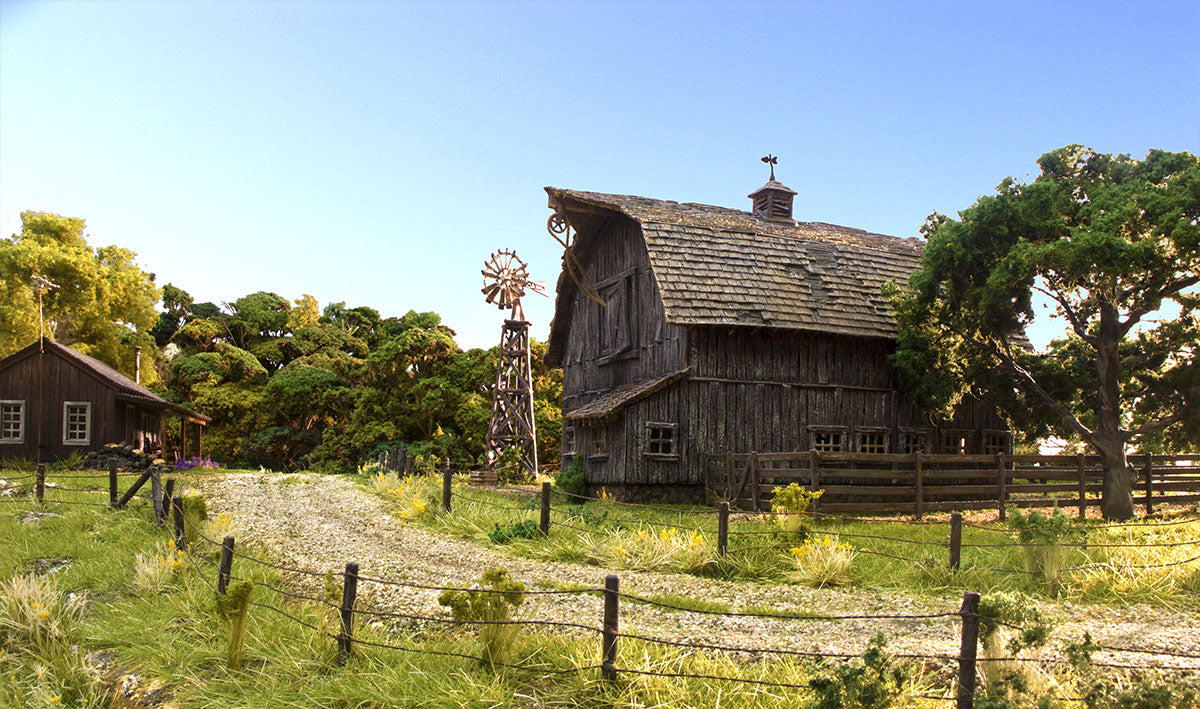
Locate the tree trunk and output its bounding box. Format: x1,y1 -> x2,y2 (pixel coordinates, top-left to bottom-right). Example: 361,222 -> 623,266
1096,302 -> 1133,520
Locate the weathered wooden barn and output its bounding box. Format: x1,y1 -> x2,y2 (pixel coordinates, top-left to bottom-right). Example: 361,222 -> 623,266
0,338 -> 209,462
545,177 -> 1010,501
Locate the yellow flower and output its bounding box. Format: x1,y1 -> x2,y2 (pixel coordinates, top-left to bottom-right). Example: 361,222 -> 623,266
38,609 -> 49,619
49,696 -> 61,704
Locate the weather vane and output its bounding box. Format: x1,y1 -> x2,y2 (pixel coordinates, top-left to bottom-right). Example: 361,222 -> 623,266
31,274 -> 59,352
761,154 -> 779,181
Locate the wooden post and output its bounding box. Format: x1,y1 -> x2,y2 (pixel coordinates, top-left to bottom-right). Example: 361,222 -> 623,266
1077,453 -> 1087,520
957,591 -> 981,709
1144,456 -> 1154,516
602,574 -> 619,681
724,451 -> 734,501
108,460 -> 118,507
218,536 -> 235,594
749,452 -> 760,511
150,467 -> 163,524
995,454 -> 1007,522
180,418 -> 187,460
171,496 -> 185,550
442,465 -> 453,512
163,477 -> 175,518
914,452 -> 924,520
808,449 -> 820,512
718,502 -> 729,556
337,562 -> 360,665
949,512 -> 963,571
196,424 -> 203,459
115,471 -> 152,509
35,464 -> 45,504
540,481 -> 551,536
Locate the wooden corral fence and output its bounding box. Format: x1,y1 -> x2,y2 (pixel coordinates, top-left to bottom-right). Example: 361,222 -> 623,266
704,452 -> 1200,518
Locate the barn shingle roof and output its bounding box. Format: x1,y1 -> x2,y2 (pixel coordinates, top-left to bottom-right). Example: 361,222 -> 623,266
563,368 -> 690,423
545,188 -> 924,341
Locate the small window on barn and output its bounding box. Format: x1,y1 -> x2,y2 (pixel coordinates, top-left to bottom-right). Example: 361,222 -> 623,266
940,431 -> 967,455
590,426 -> 608,458
902,433 -> 929,455
983,432 -> 1010,456
858,432 -> 888,454
63,402 -> 91,445
1,400 -> 24,443
598,270 -> 637,363
563,426 -> 578,456
811,430 -> 843,453
644,422 -> 678,459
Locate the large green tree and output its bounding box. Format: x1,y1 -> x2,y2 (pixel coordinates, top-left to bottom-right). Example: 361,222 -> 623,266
0,211 -> 160,381
889,146 -> 1198,520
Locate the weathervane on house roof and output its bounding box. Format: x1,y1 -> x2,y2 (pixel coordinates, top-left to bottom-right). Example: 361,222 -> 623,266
761,154 -> 778,181
30,275 -> 59,353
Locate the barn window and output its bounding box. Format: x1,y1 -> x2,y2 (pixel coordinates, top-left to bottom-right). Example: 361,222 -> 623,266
902,432 -> 929,455
644,422 -> 678,459
983,432 -> 1010,456
857,432 -> 888,454
811,430 -> 843,453
940,431 -> 967,455
63,402 -> 91,445
563,426 -> 578,456
1,401 -> 24,443
590,426 -> 608,457
598,269 -> 637,363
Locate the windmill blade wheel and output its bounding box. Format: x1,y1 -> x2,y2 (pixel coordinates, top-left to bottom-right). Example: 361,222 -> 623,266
481,249 -> 531,310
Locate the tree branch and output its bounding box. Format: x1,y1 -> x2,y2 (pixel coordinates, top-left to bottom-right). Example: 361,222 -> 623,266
1032,284 -> 1096,346
1123,413 -> 1184,438
1120,274 -> 1200,336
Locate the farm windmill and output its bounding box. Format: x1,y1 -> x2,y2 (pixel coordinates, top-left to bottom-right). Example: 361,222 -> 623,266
480,249 -> 545,483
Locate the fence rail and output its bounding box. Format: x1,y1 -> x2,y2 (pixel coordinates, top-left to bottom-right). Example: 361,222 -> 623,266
704,451 -> 1200,517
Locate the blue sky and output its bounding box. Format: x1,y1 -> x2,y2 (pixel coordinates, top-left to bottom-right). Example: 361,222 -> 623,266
2,0 -> 1197,350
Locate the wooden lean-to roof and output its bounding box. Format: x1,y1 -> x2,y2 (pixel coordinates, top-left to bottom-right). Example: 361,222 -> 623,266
0,339 -> 210,424
563,368 -> 690,423
545,187 -> 925,362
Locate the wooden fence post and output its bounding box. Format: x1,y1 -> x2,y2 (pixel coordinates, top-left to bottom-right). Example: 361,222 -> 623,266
171,496 -> 185,549
337,562 -> 360,665
108,460 -> 118,508
995,454 -> 1007,522
957,591 -> 981,709
808,449 -> 820,513
218,536 -> 235,594
724,451 -> 734,502
115,470 -> 152,509
442,465 -> 453,512
949,513 -> 962,571
35,464 -> 45,504
602,574 -> 619,681
1144,456 -> 1154,516
749,452 -> 760,511
540,481 -> 551,536
718,502 -> 729,556
914,452 -> 924,520
151,467 -> 163,524
1077,453 -> 1087,520
163,478 -> 175,520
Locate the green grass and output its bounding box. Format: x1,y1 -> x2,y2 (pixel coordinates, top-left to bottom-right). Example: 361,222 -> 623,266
401,480 -> 1200,608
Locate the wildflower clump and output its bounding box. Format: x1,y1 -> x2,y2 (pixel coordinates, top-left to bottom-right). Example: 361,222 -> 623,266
1007,507 -> 1081,591
0,574 -> 86,657
587,525 -> 711,573
769,483 -> 823,537
386,475 -> 435,522
215,581 -> 254,670
133,540 -> 187,593
437,568 -> 526,668
788,534 -> 857,587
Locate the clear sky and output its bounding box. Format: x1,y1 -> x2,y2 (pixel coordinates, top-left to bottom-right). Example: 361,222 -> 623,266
2,0 -> 1197,350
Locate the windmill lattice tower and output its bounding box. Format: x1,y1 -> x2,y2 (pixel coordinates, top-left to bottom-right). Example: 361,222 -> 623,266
479,250 -> 542,484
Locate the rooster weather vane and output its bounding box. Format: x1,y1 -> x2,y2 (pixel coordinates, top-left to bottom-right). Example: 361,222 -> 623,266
762,154 -> 778,181
479,249 -> 546,483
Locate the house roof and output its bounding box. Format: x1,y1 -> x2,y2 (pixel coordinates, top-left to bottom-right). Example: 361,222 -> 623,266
545,188 -> 925,354
0,339 -> 210,424
564,368 -> 690,423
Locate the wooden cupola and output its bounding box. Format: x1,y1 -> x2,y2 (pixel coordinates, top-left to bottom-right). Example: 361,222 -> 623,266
748,154 -> 797,223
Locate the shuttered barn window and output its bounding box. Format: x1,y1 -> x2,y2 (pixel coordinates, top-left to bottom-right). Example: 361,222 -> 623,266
63,402 -> 91,445
983,432 -> 1010,455
591,426 -> 608,457
598,270 -> 637,363
1,401 -> 24,443
941,431 -> 967,455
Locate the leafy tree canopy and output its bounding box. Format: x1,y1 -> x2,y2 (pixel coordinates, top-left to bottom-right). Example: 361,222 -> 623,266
889,146 -> 1198,519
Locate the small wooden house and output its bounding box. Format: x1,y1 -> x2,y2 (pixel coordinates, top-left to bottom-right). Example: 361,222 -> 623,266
0,339 -> 209,462
545,179 -> 1010,501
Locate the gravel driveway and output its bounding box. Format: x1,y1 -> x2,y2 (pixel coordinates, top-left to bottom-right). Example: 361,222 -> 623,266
191,472 -> 1200,671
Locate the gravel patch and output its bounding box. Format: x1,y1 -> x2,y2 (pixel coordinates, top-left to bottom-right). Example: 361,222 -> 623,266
191,472 -> 1200,671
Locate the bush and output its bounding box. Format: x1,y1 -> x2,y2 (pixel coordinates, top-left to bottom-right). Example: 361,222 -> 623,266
808,633 -> 908,709
488,520 -> 541,544
437,568 -> 526,668
554,455 -> 586,499
976,591 -> 1051,688
769,483 -> 823,537
180,490 -> 208,546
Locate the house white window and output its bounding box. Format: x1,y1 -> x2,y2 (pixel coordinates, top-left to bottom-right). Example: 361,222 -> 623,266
1,400 -> 24,443
644,422 -> 678,459
63,401 -> 91,445
858,432 -> 889,454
